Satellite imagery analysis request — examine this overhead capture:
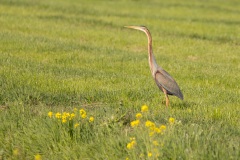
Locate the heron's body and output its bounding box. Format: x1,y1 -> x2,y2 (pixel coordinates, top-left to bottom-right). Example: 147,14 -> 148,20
125,26 -> 183,106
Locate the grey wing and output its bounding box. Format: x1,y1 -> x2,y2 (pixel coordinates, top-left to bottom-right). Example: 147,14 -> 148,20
154,68 -> 183,100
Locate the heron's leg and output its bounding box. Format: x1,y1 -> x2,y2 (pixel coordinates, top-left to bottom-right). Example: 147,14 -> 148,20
162,88 -> 169,107
165,94 -> 169,107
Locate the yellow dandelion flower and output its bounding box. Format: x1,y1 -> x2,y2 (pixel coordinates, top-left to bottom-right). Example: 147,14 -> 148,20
126,143 -> 132,149
80,109 -> 86,115
34,154 -> 42,160
153,141 -> 159,146
148,152 -> 152,157
48,111 -> 53,118
62,113 -> 67,121
81,113 -> 87,119
69,113 -> 75,120
145,120 -> 155,128
62,112 -> 68,117
70,113 -> 75,118
74,123 -> 80,128
126,157 -> 129,160
131,120 -> 140,127
55,112 -> 61,119
66,112 -> 70,117
159,125 -> 166,131
141,105 -> 148,112
62,117 -> 67,123
62,114 -> 67,118
127,140 -> 136,150
80,109 -> 87,118
13,148 -> 19,156
154,127 -> 161,133
169,117 -> 175,124
135,113 -> 142,119
89,116 -> 94,122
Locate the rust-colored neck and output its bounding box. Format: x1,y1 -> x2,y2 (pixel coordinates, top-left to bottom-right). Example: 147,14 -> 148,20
147,31 -> 153,62
144,29 -> 155,75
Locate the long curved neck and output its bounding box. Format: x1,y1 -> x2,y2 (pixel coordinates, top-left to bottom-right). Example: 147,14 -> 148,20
144,29 -> 158,76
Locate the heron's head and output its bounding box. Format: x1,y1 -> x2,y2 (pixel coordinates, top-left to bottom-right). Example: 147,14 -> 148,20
124,26 -> 151,39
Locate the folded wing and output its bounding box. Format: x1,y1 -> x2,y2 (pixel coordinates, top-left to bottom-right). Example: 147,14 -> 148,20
154,68 -> 183,100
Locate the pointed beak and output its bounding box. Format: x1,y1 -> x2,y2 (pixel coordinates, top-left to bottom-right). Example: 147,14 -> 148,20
124,26 -> 142,31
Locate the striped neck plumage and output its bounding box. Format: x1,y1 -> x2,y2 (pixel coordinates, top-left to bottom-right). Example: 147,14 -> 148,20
143,29 -> 158,76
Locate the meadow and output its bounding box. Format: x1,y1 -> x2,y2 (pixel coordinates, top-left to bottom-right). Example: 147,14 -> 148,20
0,0 -> 240,159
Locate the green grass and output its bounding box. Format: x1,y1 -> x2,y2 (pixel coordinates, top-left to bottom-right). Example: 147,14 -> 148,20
0,0 -> 240,159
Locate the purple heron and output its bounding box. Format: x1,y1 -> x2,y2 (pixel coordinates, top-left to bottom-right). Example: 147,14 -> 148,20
125,26 -> 183,106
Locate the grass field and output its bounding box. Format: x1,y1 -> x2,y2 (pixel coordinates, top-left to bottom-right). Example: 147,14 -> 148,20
0,0 -> 240,159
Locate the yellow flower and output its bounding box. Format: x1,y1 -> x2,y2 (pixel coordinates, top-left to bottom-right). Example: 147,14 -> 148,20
13,148 -> 19,156
70,113 -> 75,118
153,141 -> 159,146
169,117 -> 175,124
141,105 -> 148,112
131,120 -> 140,127
74,123 -> 80,128
80,109 -> 86,115
63,112 -> 70,118
34,154 -> 42,160
126,158 -> 129,160
61,113 -> 68,123
154,127 -> 161,133
89,116 -> 94,122
55,112 -> 61,119
62,117 -> 67,123
135,113 -> 142,119
159,125 -> 166,130
126,143 -> 132,149
69,113 -> 75,120
81,113 -> 87,119
127,140 -> 136,150
148,152 -> 152,157
62,114 -> 67,119
80,109 -> 87,118
145,121 -> 156,136
48,112 -> 53,118
145,120 -> 155,128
